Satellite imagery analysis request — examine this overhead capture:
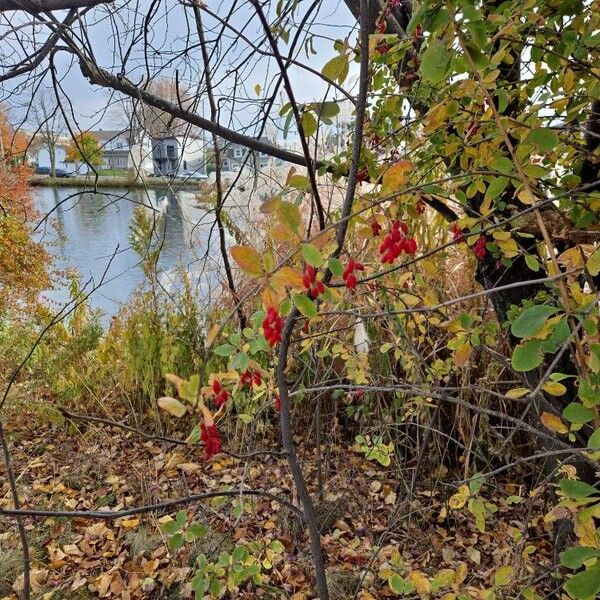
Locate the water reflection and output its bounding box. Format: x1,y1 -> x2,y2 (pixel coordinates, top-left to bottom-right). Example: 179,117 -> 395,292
34,186 -> 217,323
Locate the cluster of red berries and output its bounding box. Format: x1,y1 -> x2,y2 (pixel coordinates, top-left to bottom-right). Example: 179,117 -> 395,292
302,265 -> 325,299
212,379 -> 230,407
449,224 -> 487,260
263,307 -> 284,347
343,259 -> 364,289
473,235 -> 487,260
379,220 -> 417,264
201,423 -> 221,459
240,369 -> 262,388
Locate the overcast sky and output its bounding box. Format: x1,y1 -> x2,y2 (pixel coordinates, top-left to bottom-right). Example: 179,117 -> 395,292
0,0 -> 357,135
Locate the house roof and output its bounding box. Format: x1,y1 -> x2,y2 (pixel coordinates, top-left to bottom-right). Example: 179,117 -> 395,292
90,129 -> 131,143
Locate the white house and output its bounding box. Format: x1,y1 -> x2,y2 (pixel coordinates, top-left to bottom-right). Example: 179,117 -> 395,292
61,129 -> 154,175
93,129 -> 154,174
152,135 -> 207,177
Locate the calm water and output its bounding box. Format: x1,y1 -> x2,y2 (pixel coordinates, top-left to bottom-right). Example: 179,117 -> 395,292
34,186 -> 221,322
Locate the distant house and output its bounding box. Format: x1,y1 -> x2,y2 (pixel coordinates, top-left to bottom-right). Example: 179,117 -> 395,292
152,135 -> 207,177
92,129 -> 154,174
220,138 -> 274,172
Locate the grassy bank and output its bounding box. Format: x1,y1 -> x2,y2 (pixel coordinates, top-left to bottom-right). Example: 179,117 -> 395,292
30,175 -> 206,190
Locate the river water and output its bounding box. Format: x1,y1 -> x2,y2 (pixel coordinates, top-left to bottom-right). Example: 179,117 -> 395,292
34,186 -> 221,322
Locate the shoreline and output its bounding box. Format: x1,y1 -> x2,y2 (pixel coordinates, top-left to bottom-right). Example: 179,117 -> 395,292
30,175 -> 207,190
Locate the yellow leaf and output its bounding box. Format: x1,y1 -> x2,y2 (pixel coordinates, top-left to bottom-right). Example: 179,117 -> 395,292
454,562 -> 468,585
381,160 -> 413,194
157,396 -> 187,418
518,189 -> 536,205
165,373 -> 185,397
542,381 -> 567,396
206,324 -> 220,347
540,412 -> 568,434
449,484 -> 470,509
230,245 -> 263,277
506,387 -> 529,399
454,342 -> 472,368
121,517 -> 140,529
407,571 -> 431,594
558,246 -> 587,270
494,565 -> 513,587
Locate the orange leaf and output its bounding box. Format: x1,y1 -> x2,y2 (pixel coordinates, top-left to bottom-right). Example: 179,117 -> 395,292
540,412 -> 568,434
230,245 -> 263,277
381,159 -> 413,194
273,266 -> 305,290
263,285 -> 283,309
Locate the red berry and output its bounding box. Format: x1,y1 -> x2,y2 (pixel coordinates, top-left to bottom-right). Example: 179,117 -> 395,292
345,273 -> 357,289
371,221 -> 382,236
201,424 -> 221,459
263,307 -> 284,347
274,395 -> 281,411
473,235 -> 487,260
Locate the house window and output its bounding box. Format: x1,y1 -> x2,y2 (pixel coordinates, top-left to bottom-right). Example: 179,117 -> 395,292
166,145 -> 176,159
183,161 -> 187,170
234,148 -> 243,158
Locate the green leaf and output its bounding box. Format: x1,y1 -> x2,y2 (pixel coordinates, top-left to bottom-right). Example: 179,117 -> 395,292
389,573 -> 409,594
486,176 -> 510,200
302,244 -> 323,267
318,101 -> 340,120
293,294 -> 317,318
525,254 -> 540,272
588,248 -> 600,277
276,201 -> 302,236
270,540 -> 285,554
322,54 -> 349,83
579,379 -> 600,407
588,427 -> 600,448
525,128 -> 560,152
188,523 -> 208,539
564,566 -> 600,599
328,258 -> 344,277
510,305 -> 558,338
232,545 -> 249,563
511,340 -> 543,372
560,478 -> 600,499
561,547 -> 600,569
491,156 -> 514,174
301,111 -> 317,137
209,578 -> 222,597
420,39 -> 451,84
214,344 -> 236,357
162,520 -> 182,535
563,402 -> 595,424
168,533 -> 185,550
